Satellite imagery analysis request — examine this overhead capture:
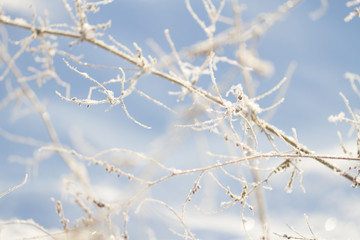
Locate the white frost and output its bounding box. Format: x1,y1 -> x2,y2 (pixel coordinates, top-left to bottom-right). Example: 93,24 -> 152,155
328,112 -> 345,122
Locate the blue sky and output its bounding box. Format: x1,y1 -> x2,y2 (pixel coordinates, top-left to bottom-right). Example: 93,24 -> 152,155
1,0 -> 360,239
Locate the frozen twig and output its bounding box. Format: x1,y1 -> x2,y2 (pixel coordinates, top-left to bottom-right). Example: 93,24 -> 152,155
252,77 -> 288,102
135,89 -> 176,114
274,214 -> 318,240
51,198 -> 70,231
181,171 -> 205,218
136,198 -> 196,240
345,72 -> 360,97
39,146 -> 155,183
252,115 -> 360,186
0,174 -> 28,199
345,3 -> 360,22
339,92 -> 360,157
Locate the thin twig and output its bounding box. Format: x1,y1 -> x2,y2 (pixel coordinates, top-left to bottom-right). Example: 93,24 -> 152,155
0,174 -> 28,199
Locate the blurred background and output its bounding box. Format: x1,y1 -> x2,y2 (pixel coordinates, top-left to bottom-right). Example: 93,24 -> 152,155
0,0 -> 360,239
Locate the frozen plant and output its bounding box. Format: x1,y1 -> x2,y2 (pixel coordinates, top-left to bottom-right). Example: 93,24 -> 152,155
0,0 -> 360,239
